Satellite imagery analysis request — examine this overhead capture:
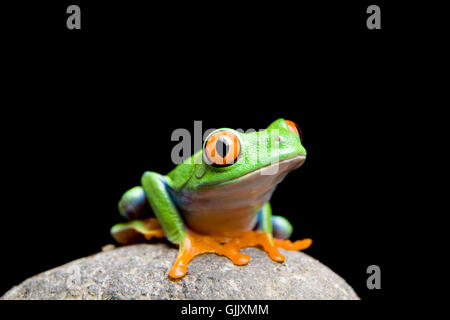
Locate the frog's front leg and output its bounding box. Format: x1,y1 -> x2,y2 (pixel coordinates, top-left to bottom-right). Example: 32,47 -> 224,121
141,172 -> 250,278
141,172 -> 186,244
140,171 -> 189,277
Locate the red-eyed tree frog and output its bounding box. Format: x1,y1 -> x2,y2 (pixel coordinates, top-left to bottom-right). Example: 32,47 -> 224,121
111,119 -> 312,278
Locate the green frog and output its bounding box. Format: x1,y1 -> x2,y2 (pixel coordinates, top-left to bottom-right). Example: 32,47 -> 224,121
111,118 -> 312,278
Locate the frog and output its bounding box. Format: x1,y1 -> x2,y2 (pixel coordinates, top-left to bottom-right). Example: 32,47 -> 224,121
110,118 -> 312,278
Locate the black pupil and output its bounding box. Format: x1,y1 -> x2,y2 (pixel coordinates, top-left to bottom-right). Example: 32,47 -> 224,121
216,137 -> 230,158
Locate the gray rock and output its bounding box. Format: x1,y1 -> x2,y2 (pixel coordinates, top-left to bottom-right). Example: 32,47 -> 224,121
2,243 -> 359,300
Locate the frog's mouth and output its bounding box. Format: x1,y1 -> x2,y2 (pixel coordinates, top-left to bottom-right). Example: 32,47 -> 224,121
201,154 -> 306,189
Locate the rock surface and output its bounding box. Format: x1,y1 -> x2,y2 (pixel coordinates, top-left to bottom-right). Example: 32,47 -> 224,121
2,243 -> 359,300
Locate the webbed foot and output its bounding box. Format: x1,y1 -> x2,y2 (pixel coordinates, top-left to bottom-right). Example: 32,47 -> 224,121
223,230 -> 312,263
168,230 -> 312,278
273,238 -> 313,251
111,218 -> 165,245
169,230 -> 250,278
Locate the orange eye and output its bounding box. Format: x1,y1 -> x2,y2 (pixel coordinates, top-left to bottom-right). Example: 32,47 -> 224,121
285,120 -> 303,142
204,130 -> 241,166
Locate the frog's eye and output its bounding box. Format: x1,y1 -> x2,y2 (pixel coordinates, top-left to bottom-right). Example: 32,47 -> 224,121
285,120 -> 303,142
204,130 -> 241,166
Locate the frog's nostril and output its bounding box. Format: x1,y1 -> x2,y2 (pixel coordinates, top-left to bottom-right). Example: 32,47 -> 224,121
275,136 -> 283,143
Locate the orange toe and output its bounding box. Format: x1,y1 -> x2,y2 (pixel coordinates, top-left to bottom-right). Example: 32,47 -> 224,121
274,238 -> 313,251
169,263 -> 188,278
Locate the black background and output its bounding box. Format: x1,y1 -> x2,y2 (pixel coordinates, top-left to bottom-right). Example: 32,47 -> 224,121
1,0 -> 413,307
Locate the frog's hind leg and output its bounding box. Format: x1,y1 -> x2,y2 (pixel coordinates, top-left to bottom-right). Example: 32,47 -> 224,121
257,209 -> 294,240
271,215 -> 293,240
111,186 -> 163,245
118,186 -> 153,221
111,218 -> 165,245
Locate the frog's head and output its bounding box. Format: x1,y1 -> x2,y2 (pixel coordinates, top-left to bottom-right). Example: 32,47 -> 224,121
190,118 -> 306,189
